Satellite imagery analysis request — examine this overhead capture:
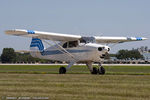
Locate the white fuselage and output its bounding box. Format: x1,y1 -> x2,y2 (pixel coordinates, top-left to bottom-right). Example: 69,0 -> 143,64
30,42 -> 110,63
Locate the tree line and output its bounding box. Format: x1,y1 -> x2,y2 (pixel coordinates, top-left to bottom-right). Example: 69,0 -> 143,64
0,48 -> 144,63
116,49 -> 143,60
0,48 -> 52,63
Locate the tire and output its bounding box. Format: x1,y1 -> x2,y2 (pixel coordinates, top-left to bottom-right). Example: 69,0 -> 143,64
91,67 -> 98,74
98,67 -> 105,75
59,67 -> 66,74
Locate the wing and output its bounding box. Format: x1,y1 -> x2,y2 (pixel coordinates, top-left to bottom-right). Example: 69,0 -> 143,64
5,29 -> 147,43
94,36 -> 147,43
5,29 -> 81,41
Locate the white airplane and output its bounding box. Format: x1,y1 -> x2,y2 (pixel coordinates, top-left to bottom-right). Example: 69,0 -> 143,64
5,29 -> 147,74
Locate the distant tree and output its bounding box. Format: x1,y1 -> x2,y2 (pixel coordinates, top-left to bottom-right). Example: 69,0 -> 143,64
1,48 -> 16,63
116,50 -> 128,60
128,50 -> 143,60
116,49 -> 143,60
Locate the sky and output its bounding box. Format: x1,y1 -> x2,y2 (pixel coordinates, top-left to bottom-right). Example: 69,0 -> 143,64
0,0 -> 150,54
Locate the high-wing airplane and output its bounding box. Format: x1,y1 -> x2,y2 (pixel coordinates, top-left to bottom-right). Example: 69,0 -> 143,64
5,29 -> 147,75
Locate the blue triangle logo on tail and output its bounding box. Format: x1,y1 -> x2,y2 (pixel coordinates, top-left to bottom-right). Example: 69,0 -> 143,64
30,38 -> 44,51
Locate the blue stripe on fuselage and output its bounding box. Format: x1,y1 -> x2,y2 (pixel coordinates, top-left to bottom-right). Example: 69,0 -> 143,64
40,49 -> 91,56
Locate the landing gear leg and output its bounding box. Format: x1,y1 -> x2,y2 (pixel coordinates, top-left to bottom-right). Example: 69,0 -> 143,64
98,63 -> 105,75
86,62 -> 98,74
59,62 -> 75,74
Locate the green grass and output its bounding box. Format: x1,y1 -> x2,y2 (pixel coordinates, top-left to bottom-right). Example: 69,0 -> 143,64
0,65 -> 150,100
0,74 -> 150,100
0,65 -> 150,75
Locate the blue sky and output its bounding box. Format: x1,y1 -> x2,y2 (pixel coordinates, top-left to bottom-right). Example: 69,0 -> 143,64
0,0 -> 150,54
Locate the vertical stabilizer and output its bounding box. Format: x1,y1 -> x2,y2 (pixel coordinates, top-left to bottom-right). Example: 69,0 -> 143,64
30,38 -> 44,58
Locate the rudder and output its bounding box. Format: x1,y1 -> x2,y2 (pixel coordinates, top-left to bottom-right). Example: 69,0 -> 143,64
30,38 -> 44,52
30,38 -> 44,58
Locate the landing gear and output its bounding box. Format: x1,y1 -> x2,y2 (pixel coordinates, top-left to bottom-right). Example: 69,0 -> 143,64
98,63 -> 105,75
59,62 -> 75,74
98,66 -> 105,75
86,62 -> 106,75
91,67 -> 98,74
59,62 -> 105,75
86,62 -> 97,74
59,67 -> 66,74
91,67 -> 105,75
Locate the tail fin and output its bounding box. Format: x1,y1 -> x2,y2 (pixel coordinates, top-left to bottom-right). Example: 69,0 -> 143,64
30,38 -> 44,58
30,38 -> 44,52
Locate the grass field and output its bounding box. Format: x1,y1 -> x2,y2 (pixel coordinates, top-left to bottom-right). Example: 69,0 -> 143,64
0,65 -> 150,75
0,65 -> 150,100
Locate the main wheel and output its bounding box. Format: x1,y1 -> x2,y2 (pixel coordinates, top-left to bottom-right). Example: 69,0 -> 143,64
59,67 -> 66,74
91,67 -> 98,74
98,67 -> 105,75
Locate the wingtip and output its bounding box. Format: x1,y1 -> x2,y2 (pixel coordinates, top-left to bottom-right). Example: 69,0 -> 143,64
135,37 -> 148,41
142,37 -> 148,40
5,30 -> 15,35
5,29 -> 27,35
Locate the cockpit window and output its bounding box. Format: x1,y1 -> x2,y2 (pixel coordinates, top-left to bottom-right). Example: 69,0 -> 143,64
63,41 -> 78,48
68,41 -> 78,48
80,37 -> 96,43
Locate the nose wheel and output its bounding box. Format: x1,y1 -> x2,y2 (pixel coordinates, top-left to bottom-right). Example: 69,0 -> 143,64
98,63 -> 105,75
98,66 -> 105,75
86,62 -> 106,75
91,66 -> 105,75
91,67 -> 98,74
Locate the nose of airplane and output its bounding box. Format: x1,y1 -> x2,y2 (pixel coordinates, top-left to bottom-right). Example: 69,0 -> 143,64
105,46 -> 111,52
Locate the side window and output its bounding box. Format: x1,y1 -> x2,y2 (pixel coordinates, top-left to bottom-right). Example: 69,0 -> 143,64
68,41 -> 78,48
63,41 -> 78,48
80,39 -> 86,43
63,42 -> 68,48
